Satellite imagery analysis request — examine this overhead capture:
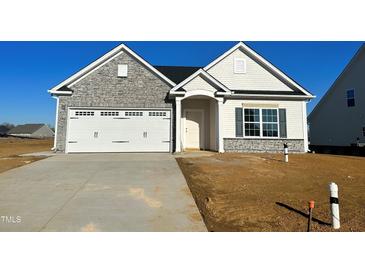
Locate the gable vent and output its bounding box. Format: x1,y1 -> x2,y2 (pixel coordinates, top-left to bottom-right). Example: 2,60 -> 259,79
118,64 -> 128,77
234,58 -> 246,74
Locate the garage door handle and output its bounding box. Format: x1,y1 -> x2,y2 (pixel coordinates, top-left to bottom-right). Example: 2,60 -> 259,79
70,117 -> 79,119
112,141 -> 129,143
162,141 -> 170,143
68,141 -> 78,143
113,117 -> 130,119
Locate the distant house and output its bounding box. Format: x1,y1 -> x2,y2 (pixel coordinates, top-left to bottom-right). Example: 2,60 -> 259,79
308,44 -> 365,148
7,124 -> 54,139
0,125 -> 10,137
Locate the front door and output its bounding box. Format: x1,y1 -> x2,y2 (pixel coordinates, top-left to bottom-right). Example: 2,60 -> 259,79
184,110 -> 204,150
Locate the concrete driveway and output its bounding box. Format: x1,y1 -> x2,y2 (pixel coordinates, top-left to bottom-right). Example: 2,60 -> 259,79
0,153 -> 206,232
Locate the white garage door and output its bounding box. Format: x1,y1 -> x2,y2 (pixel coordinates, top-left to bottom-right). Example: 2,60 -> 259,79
66,109 -> 171,153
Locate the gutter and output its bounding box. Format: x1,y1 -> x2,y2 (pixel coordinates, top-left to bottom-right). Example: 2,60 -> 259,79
48,89 -> 72,95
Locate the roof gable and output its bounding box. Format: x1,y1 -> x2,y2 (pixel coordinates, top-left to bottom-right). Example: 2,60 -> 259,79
170,69 -> 230,93
308,43 -> 365,120
204,42 -> 314,97
207,46 -> 294,92
49,44 -> 176,94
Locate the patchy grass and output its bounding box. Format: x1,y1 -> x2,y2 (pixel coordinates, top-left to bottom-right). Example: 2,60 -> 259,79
0,137 -> 53,174
177,153 -> 365,232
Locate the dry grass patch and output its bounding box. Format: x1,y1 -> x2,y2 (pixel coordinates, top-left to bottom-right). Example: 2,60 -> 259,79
0,137 -> 53,173
177,153 -> 365,232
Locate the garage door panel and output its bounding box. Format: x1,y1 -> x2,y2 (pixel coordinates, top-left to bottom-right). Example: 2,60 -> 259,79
66,109 -> 171,153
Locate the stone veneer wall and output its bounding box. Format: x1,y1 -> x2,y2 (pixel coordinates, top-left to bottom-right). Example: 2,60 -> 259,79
55,51 -> 173,152
224,138 -> 305,153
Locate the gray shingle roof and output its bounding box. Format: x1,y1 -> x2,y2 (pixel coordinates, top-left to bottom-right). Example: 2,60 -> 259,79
7,124 -> 45,134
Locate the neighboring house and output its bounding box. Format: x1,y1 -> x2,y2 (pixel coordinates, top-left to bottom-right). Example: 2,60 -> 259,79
0,125 -> 10,136
48,42 -> 314,153
308,44 -> 365,147
7,124 -> 54,138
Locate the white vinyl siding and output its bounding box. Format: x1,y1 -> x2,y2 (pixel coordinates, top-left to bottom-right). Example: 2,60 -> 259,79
223,99 -> 304,139
182,75 -> 217,92
207,48 -> 294,91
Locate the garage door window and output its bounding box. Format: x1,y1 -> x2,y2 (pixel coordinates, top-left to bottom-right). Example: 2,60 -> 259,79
75,111 -> 94,116
125,111 -> 143,116
101,111 -> 119,116
149,111 -> 166,117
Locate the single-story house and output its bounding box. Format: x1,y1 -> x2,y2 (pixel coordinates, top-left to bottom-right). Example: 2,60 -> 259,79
7,124 -> 54,138
308,43 -> 365,148
48,42 -> 314,153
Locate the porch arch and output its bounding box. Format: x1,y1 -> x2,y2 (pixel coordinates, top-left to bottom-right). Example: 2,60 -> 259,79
175,90 -> 224,153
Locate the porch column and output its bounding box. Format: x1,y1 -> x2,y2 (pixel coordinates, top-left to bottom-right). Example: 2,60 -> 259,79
217,99 -> 224,153
175,97 -> 182,152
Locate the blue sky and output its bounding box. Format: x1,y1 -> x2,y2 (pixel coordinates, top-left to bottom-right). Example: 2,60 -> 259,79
0,41 -> 362,126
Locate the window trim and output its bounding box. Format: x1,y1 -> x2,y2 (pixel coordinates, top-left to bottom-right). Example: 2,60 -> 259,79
242,107 -> 280,139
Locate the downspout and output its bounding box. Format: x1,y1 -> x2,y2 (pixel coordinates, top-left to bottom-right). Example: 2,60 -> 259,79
302,100 -> 309,152
51,95 -> 59,151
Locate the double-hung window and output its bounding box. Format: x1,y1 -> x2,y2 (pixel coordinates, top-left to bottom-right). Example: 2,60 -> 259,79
243,108 -> 279,138
262,109 -> 279,137
244,109 -> 260,136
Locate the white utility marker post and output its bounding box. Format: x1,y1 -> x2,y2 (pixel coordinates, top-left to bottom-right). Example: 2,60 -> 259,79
284,143 -> 289,163
329,182 -> 340,229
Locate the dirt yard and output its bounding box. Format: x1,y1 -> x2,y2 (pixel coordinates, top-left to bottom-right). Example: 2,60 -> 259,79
177,153 -> 365,232
0,137 -> 53,174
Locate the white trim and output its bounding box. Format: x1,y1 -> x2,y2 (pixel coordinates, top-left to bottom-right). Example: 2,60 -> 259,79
52,96 -> 59,150
68,50 -> 125,87
65,107 -> 71,154
217,100 -> 224,153
170,69 -> 230,93
183,109 -> 205,150
182,89 -> 219,100
49,43 -> 175,93
48,90 -> 72,95
216,92 -> 315,99
68,106 -> 171,110
175,98 -> 182,153
302,101 -> 309,152
204,42 -> 314,97
242,107 -> 280,139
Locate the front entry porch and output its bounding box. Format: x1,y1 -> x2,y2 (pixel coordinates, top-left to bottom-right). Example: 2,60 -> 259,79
175,91 -> 224,153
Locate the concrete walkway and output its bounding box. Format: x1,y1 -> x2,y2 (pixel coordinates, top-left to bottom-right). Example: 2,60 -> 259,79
0,154 -> 206,232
